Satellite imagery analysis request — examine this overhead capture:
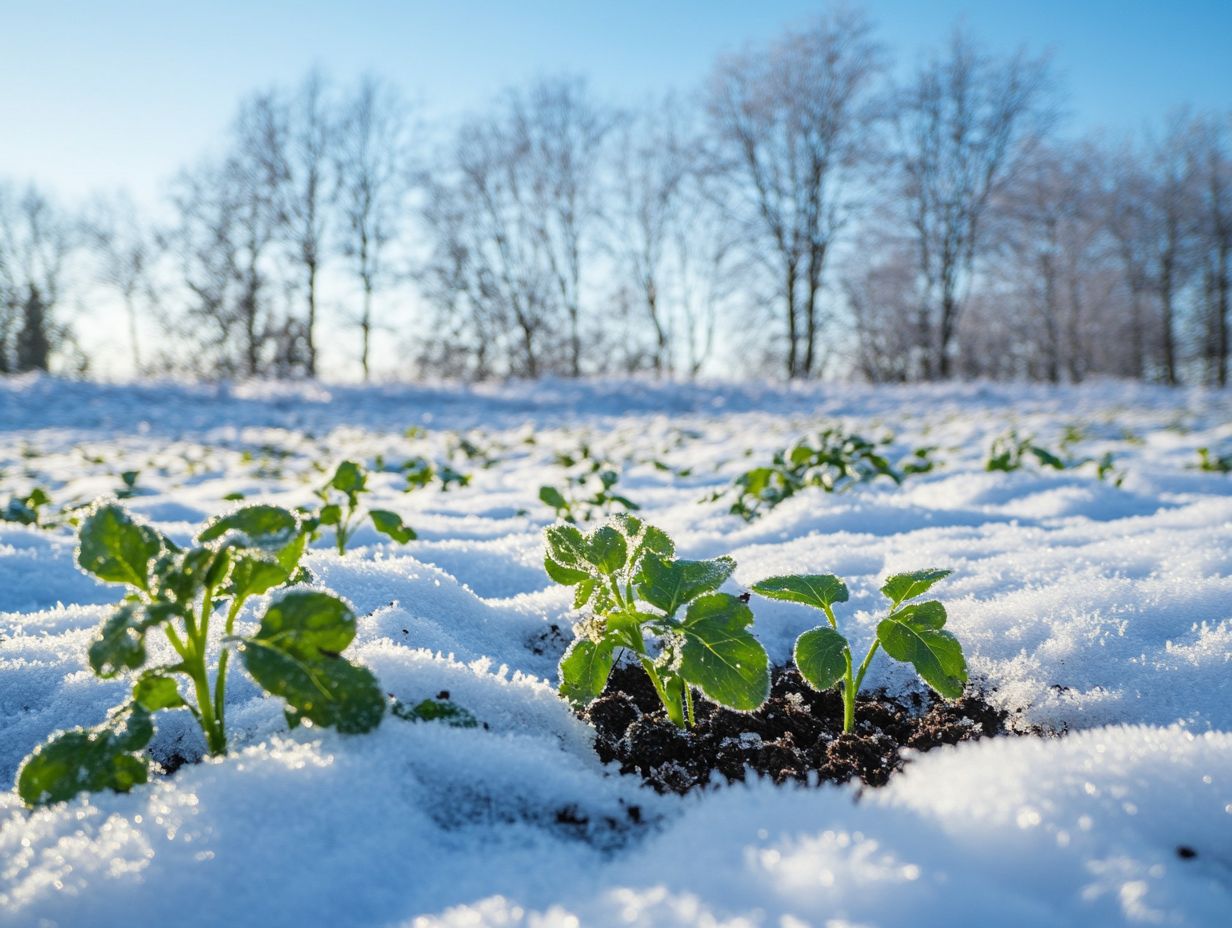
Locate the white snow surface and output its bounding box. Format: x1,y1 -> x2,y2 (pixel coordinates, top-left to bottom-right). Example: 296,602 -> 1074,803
0,375 -> 1229,927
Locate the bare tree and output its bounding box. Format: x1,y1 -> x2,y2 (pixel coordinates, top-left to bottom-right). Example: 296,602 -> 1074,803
892,29 -> 1055,379
607,97 -> 696,374
1189,113 -> 1231,385
85,192 -> 159,373
0,182 -> 76,372
418,77 -> 609,379
419,105 -> 557,378
336,75 -> 411,380
705,7 -> 884,379
281,69 -> 335,377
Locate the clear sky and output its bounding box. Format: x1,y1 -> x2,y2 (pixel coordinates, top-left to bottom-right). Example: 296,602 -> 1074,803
3,0 -> 1231,204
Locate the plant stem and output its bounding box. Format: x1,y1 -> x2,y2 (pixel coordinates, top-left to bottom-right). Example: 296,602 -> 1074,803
684,684 -> 695,727
212,597 -> 246,736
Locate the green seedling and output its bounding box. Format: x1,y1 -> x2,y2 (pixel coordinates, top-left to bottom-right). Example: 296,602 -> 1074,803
15,502 -> 386,807
304,460 -> 417,554
714,428 -> 919,521
1196,447 -> 1232,474
752,568 -> 966,733
398,456 -> 470,493
539,468 -> 638,524
117,470 -> 141,498
544,514 -> 769,727
2,487 -> 52,526
987,430 -> 1125,484
985,430 -> 1066,472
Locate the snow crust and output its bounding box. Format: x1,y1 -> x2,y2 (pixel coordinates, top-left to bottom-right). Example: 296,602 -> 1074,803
0,376 -> 1229,927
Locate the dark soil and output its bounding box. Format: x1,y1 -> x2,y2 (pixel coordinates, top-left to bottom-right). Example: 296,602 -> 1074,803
584,663 -> 1014,794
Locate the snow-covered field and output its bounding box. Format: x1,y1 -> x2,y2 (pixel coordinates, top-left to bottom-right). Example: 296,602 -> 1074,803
1,376 -> 1229,927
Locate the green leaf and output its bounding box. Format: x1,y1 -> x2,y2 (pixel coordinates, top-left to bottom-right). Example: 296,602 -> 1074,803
545,555 -> 590,586
133,674 -> 186,711
16,709 -> 153,807
605,609 -> 648,653
751,574 -> 849,612
198,505 -> 302,552
77,503 -> 165,591
249,590 -> 358,659
317,504 -> 343,526
891,600 -> 948,630
793,627 -> 850,691
558,637 -> 616,707
539,486 -> 569,511
391,698 -> 479,728
572,576 -> 597,609
880,568 -> 952,607
153,547 -> 224,604
329,461 -> 367,496
583,525 -> 627,575
678,593 -> 769,712
228,555 -> 295,600
369,509 -> 416,544
89,601 -> 183,677
242,642 -> 386,733
241,591 -> 384,733
876,618 -> 967,699
544,523 -> 588,568
637,553 -> 735,616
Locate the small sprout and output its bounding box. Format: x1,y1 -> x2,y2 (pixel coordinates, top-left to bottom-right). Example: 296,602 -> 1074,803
752,568 -> 966,733
711,427 -> 919,521
1195,447 -> 1232,474
304,460 -> 417,554
2,487 -> 52,527
985,430 -> 1066,472
539,445 -> 639,523
544,514 -> 768,728
14,501 -> 385,807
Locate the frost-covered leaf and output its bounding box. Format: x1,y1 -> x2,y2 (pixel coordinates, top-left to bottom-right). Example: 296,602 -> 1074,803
77,503 -> 165,591
583,524 -> 627,575
637,553 -> 735,616
544,523 -> 588,569
545,555 -> 590,586
243,643 -> 385,733
241,591 -> 383,733
752,574 -> 849,611
89,601 -> 183,677
198,504 -> 302,552
248,590 -> 357,658
558,637 -> 615,707
16,708 -> 153,807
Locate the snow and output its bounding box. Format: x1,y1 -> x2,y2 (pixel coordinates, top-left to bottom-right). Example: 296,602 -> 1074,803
0,375 -> 1229,927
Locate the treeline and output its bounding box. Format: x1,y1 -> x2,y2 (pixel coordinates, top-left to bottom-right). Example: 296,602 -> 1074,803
1,9 -> 1229,384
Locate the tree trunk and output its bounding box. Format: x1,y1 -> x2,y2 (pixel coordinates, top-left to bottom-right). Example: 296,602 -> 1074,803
360,281 -> 372,381
305,259 -> 318,378
785,263 -> 798,379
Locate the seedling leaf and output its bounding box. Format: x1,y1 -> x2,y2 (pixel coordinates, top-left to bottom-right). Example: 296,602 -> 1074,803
793,627 -> 850,691
678,593 -> 769,711
637,553 -> 735,616
880,568 -> 952,606
751,574 -> 849,611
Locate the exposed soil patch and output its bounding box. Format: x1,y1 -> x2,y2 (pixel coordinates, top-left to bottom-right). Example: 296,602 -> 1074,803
584,663 -> 1016,794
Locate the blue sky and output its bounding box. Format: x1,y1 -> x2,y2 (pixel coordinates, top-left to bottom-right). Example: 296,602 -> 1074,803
2,0 -> 1231,203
